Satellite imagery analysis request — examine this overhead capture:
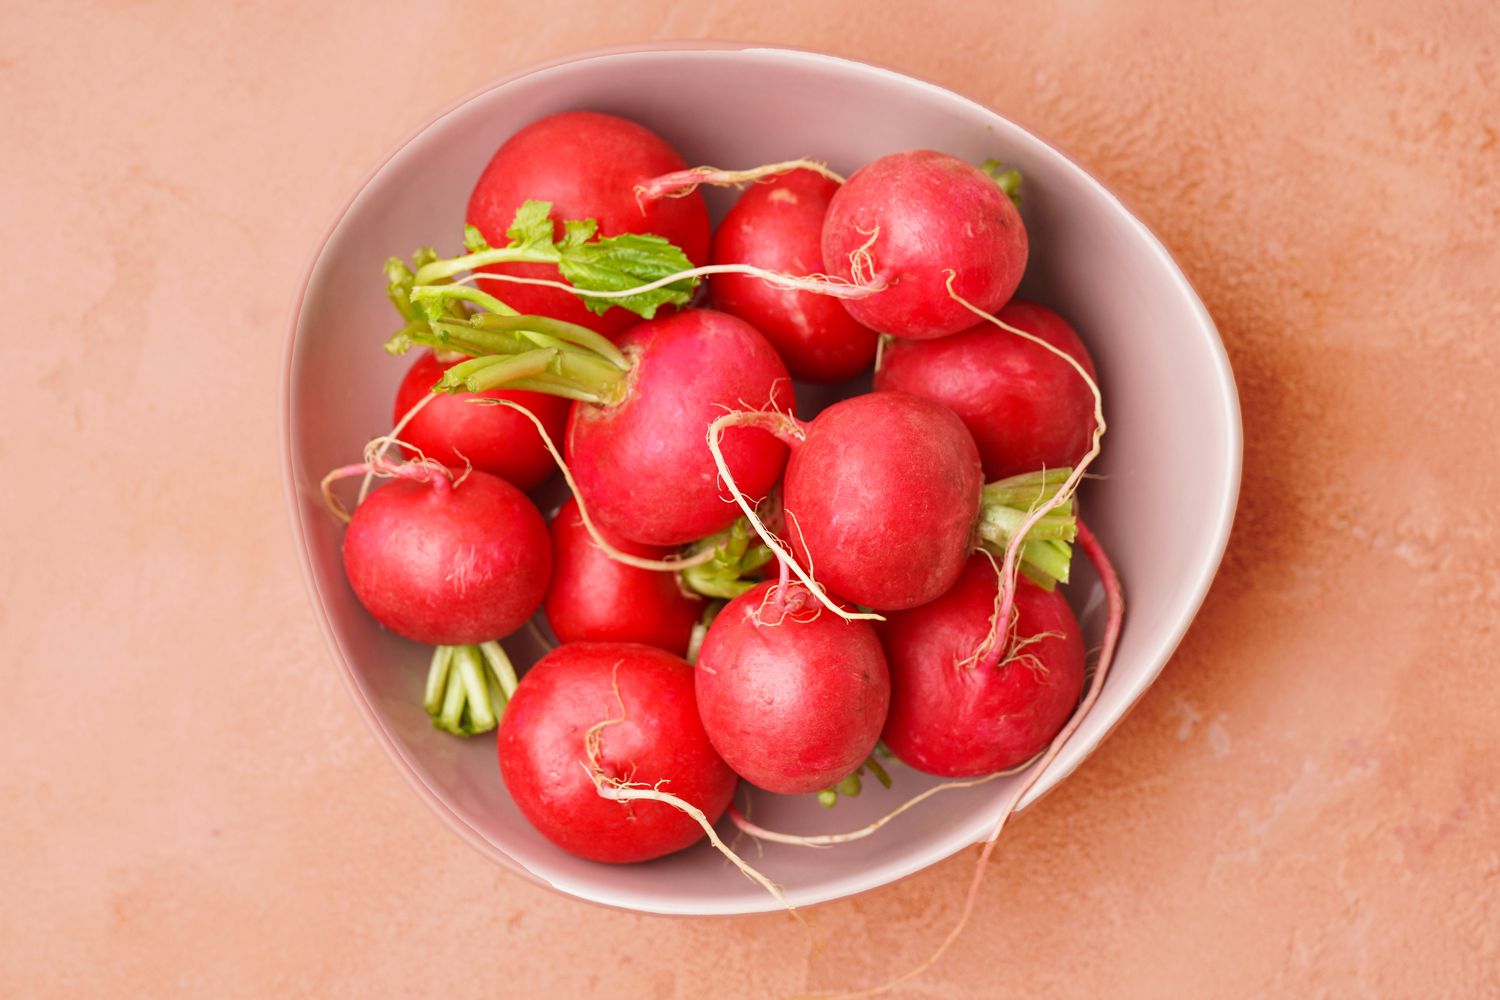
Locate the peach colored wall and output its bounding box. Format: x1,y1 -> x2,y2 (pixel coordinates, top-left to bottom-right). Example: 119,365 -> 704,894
3,1 -> 1498,996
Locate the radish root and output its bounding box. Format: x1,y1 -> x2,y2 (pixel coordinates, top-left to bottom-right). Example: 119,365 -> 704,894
357,389 -> 440,505
468,397 -> 715,573
794,518 -> 1123,1000
956,549 -> 1065,674
847,226 -> 882,288
753,554 -> 826,628
584,770 -> 804,920
634,158 -> 846,205
947,274 -> 1107,670
465,262 -> 887,301
727,753 -> 1041,849
579,666 -> 811,935
319,437 -> 448,524
706,410 -> 884,624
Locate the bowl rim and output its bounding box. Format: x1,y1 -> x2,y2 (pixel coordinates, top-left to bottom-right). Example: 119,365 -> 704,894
280,40 -> 1243,916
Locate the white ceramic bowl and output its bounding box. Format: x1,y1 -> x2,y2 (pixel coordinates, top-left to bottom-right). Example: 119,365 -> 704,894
282,44 -> 1240,915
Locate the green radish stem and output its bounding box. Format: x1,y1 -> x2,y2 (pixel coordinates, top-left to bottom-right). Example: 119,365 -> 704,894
354,320 -> 618,509
411,304 -> 630,370
978,158 -> 1024,208
633,158 -> 846,205
424,641 -> 520,736
679,518 -> 775,599
684,601 -> 722,665
815,754 -> 894,808
977,468 -> 1079,590
387,286 -> 633,404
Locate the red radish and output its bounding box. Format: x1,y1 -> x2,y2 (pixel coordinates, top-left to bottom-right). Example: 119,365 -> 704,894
878,554 -> 1085,776
497,641 -> 737,864
876,300 -> 1098,480
466,111 -> 710,337
695,579 -> 890,794
709,169 -> 878,383
783,392 -> 983,611
340,465 -> 550,646
544,497 -> 703,654
393,350 -> 570,491
566,308 -> 792,546
822,150 -> 1027,340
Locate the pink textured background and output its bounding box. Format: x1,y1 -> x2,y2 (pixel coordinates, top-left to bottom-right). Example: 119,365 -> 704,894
4,1 -> 1498,996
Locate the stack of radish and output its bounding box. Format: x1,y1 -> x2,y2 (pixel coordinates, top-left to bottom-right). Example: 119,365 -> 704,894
322,110 -> 1122,873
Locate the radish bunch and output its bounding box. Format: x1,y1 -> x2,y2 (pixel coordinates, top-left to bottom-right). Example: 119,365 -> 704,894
320,111 -> 1123,890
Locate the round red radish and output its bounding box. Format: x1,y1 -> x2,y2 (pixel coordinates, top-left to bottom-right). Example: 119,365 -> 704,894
709,169 -> 878,383
342,469 -> 550,645
544,497 -> 703,655
783,392 -> 982,610
393,350 -> 570,491
695,580 -> 889,794
876,300 -> 1097,480
566,308 -> 792,547
498,642 -> 737,863
822,150 -> 1027,340
466,111 -> 710,337
878,554 -> 1085,776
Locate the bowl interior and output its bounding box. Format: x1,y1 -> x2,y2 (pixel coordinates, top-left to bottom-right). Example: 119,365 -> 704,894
285,46 -> 1239,915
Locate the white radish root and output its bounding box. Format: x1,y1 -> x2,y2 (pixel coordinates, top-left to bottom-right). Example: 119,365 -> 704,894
319,437 -> 448,524
357,390 -> 440,505
463,262 -> 887,301
468,397 -> 715,573
634,158 -> 846,204
725,753 -> 1039,849
705,410 -> 883,625
578,664 -> 817,940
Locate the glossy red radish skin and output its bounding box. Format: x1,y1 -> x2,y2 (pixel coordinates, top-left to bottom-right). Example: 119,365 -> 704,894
822,150 -> 1028,340
497,642 -> 737,864
783,392 -> 983,610
566,308 -> 792,547
466,111 -> 710,337
879,554 -> 1086,777
695,581 -> 890,794
393,351 -> 570,491
710,169 -> 878,383
342,470 -> 550,646
877,300 -> 1098,480
544,498 -> 703,654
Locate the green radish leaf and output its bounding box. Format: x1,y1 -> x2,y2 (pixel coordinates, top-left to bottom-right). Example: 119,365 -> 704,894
560,217 -> 598,248
555,232 -> 696,318
398,201 -> 699,327
505,199 -> 557,252
463,225 -> 492,254
499,200 -> 697,317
